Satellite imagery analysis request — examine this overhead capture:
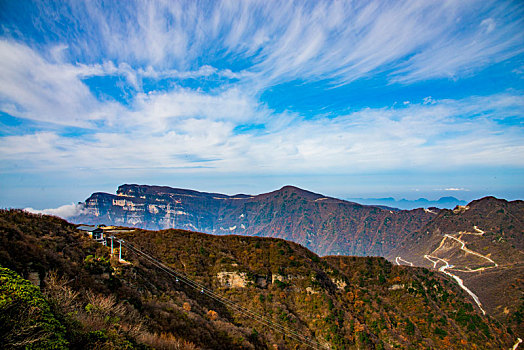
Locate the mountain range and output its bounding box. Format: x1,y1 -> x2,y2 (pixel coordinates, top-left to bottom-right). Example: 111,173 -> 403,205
72,184 -> 437,257
346,197 -> 467,210
70,184 -> 524,337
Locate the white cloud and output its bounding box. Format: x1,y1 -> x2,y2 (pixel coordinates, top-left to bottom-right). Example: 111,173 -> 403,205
390,4 -> 523,83
24,203 -> 86,219
0,39 -> 260,130
423,96 -> 436,105
480,18 -> 496,34
129,87 -> 265,130
2,93 -> 523,176
0,1 -> 522,134
11,0 -> 521,88
0,40 -> 124,127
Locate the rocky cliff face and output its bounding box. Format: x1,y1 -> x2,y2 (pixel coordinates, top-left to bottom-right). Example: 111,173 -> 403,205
80,185 -> 250,231
74,184 -> 437,257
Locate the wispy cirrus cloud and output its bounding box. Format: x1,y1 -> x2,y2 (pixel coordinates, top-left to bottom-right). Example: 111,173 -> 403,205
1,1 -> 522,133
3,0 -> 522,89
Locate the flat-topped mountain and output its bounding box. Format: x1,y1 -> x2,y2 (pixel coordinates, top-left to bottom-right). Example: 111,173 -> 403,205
73,184 -> 436,257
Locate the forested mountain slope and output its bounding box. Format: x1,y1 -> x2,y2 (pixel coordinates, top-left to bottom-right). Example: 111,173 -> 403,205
0,210 -> 517,349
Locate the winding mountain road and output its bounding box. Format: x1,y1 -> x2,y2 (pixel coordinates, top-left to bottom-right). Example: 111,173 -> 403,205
424,254 -> 486,314
513,338 -> 522,350
426,226 -> 496,271
395,256 -> 413,266
421,226 -> 500,315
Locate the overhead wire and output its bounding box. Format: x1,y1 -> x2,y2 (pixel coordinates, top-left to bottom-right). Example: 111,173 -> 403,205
120,239 -> 328,350
115,237 -> 330,350
120,239 -> 327,350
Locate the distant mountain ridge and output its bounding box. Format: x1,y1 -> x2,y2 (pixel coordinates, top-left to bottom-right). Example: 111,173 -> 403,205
72,184 -> 437,257
347,196 -> 467,210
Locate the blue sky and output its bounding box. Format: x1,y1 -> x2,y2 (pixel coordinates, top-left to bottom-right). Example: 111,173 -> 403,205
0,0 -> 523,214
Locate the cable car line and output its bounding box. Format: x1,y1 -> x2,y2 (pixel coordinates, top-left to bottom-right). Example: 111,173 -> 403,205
120,240 -> 327,350
120,240 -> 328,350
117,238 -> 330,350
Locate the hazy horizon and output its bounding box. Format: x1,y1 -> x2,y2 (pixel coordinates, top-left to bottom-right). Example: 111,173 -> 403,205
14,182 -> 523,219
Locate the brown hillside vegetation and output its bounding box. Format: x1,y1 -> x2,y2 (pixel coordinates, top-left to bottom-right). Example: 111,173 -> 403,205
0,210 -> 517,349
391,197 -> 524,335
